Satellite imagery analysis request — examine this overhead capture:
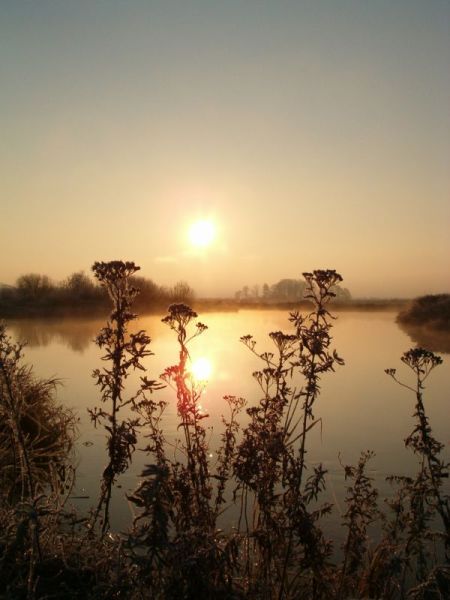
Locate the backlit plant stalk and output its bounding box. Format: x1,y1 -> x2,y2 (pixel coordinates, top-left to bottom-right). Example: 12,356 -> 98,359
90,261 -> 155,535
337,451 -> 379,600
129,303 -> 245,598
160,303 -> 213,528
291,270 -> 345,489
386,349 -> 450,570
236,270 -> 344,599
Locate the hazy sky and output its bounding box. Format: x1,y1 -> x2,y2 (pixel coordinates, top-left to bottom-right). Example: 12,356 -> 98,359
1,0 -> 449,297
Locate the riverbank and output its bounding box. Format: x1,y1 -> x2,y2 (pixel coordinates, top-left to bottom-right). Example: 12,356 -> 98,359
397,294 -> 450,330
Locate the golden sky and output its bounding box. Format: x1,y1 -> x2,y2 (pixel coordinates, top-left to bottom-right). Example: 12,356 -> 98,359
1,1 -> 449,297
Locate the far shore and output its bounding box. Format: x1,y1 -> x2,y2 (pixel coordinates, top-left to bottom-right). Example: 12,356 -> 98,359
0,297 -> 409,320
193,297 -> 409,313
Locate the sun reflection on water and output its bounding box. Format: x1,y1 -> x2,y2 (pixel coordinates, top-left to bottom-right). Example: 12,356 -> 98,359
190,357 -> 212,382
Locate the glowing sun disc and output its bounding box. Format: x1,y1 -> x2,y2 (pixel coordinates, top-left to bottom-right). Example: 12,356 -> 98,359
191,357 -> 212,381
188,220 -> 215,248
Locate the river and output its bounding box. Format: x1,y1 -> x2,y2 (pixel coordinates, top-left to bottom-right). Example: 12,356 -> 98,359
6,309 -> 450,537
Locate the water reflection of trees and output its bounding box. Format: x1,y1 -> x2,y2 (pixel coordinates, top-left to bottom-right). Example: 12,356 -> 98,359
7,319 -> 103,353
9,314 -> 450,356
398,321 -> 450,354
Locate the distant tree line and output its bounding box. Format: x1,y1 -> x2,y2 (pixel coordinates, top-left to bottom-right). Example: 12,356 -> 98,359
0,271 -> 194,317
234,277 -> 351,303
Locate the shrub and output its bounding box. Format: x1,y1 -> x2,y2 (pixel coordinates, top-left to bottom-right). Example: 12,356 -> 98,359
398,294 -> 450,330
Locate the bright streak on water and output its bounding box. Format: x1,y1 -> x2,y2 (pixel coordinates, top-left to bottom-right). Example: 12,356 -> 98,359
191,357 -> 212,382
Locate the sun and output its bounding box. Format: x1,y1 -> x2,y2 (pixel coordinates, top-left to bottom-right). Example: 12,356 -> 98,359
188,220 -> 215,248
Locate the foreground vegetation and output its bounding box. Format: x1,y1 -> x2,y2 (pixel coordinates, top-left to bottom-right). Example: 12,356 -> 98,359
1,263 -> 449,599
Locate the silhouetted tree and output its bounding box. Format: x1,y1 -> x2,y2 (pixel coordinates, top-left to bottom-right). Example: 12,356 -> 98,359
236,277 -> 352,304
63,271 -> 102,303
270,278 -> 306,301
251,284 -> 259,298
171,281 -> 195,303
0,270 -> 195,317
16,274 -> 54,301
330,284 -> 352,303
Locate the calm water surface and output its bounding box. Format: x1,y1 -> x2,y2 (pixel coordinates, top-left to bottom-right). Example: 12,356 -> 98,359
6,310 -> 450,536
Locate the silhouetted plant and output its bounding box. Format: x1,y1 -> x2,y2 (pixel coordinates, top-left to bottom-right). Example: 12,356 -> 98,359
0,323 -> 76,597
89,261 -> 158,535
128,303 -> 245,598
337,450 -> 379,599
0,324 -> 75,497
235,270 -> 344,599
384,348 -> 449,592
